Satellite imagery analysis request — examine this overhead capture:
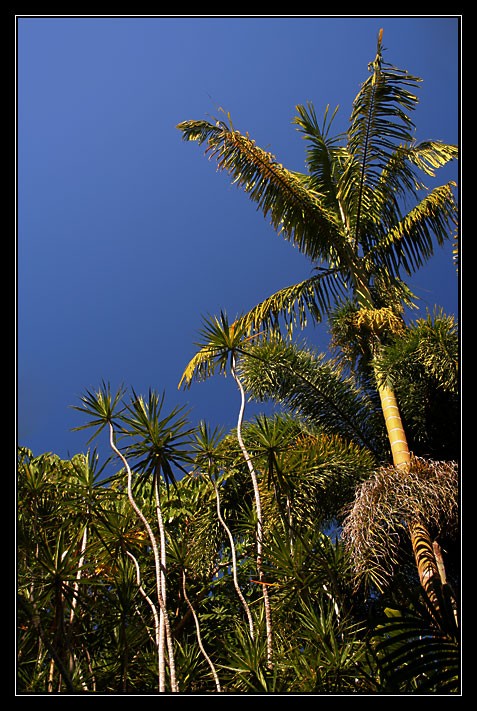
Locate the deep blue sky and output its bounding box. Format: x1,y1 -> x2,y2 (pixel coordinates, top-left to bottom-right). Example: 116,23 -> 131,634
17,15 -> 460,469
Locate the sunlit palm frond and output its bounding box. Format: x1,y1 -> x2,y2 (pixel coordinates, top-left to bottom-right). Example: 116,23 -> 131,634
347,30 -> 423,250
406,140 -> 459,177
177,115 -> 344,264
363,181 -> 458,278
232,270 -> 347,339
293,102 -> 348,195
348,32 -> 421,175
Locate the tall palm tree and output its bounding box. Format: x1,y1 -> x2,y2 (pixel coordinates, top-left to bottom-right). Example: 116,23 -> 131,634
177,30 -> 458,606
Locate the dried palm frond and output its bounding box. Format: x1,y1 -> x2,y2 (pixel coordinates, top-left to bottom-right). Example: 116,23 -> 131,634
341,456 -> 458,591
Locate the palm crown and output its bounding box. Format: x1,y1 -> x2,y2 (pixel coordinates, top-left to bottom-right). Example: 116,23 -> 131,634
177,30 -> 457,340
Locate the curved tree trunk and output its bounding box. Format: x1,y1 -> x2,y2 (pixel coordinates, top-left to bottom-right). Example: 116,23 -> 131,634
108,423 -> 178,693
211,475 -> 255,639
231,356 -> 273,668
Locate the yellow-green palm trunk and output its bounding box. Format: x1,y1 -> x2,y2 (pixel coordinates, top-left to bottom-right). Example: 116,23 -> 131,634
377,381 -> 443,606
378,385 -> 410,470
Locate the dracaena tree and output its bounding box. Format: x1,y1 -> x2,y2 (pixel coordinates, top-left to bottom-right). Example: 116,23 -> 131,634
72,383 -> 195,693
177,29 -> 458,611
179,311 -> 274,667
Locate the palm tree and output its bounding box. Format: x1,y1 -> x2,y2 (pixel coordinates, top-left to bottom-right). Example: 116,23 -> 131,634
177,29 -> 458,606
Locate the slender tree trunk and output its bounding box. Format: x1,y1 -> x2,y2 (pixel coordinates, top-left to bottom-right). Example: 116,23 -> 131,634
231,356 -> 273,668
108,423 -> 178,693
182,570 -> 222,692
154,477 -> 168,689
211,475 -> 255,638
68,524 -> 90,690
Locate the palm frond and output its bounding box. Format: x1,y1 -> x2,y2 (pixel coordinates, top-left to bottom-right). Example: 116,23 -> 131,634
376,308 -> 458,393
177,116 -> 346,265
371,585 -> 459,693
348,31 -> 421,173
71,381 -> 127,444
232,270 -> 346,339
121,389 -> 194,489
347,30 -> 423,248
178,311 -> 253,389
293,102 -> 348,197
239,338 -> 384,456
363,181 -> 458,277
406,140 -> 459,177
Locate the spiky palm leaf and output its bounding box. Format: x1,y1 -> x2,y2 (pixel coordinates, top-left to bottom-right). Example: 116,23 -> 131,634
179,311 -> 258,389
121,388 -> 194,491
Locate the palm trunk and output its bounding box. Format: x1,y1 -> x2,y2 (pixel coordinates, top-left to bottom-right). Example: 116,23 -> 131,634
377,385 -> 410,471
377,380 -> 444,609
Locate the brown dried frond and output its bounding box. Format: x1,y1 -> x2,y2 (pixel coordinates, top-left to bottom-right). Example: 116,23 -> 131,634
341,456 -> 458,591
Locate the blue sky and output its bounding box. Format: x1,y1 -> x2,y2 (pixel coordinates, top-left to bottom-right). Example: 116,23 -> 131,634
17,15 -> 460,469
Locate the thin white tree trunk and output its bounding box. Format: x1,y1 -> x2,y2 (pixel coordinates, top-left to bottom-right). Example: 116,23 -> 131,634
211,475 -> 255,638
68,524 -> 90,690
108,423 -> 178,693
154,476 -> 168,689
126,550 -> 161,653
182,570 -> 222,692
231,357 -> 273,668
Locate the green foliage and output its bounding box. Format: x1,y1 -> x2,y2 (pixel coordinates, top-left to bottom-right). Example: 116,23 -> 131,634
17,434 -> 459,693
369,584 -> 459,693
240,338 -> 386,458
18,33 -> 459,695
375,309 -> 459,459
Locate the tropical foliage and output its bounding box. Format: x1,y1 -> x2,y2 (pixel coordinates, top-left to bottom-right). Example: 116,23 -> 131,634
17,311 -> 459,693
177,27 -> 458,616
17,32 -> 459,694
